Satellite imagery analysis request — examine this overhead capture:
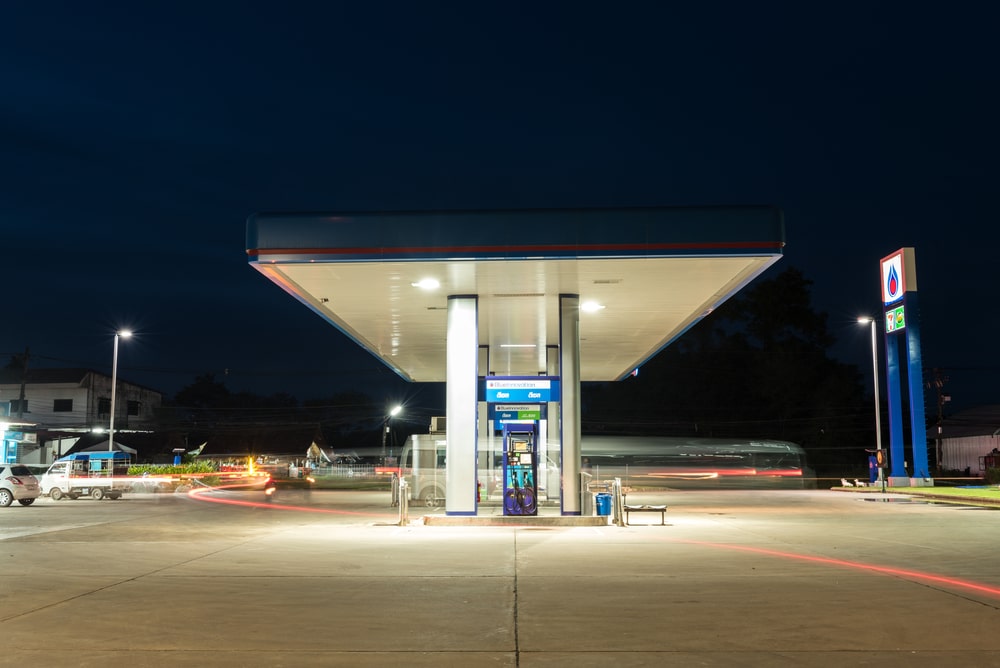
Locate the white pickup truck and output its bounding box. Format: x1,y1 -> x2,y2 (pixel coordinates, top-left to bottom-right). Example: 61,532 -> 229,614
39,452 -> 130,500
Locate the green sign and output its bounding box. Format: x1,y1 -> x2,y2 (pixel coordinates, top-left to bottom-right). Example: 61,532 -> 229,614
885,305 -> 906,333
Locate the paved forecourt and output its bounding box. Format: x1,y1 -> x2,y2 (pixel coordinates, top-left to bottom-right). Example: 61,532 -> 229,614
2,487 -> 1000,667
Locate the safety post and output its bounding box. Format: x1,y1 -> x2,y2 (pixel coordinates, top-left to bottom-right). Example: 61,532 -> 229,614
580,471 -> 594,515
611,478 -> 625,527
397,478 -> 409,526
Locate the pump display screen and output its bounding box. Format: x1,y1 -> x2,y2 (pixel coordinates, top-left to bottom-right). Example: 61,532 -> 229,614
520,453 -> 532,465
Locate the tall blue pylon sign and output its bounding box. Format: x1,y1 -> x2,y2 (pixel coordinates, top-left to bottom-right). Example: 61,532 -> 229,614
880,248 -> 931,484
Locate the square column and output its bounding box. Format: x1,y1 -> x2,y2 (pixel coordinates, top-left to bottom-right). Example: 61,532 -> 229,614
446,295 -> 478,515
545,344 -> 561,503
904,292 -> 930,481
560,294 -> 582,515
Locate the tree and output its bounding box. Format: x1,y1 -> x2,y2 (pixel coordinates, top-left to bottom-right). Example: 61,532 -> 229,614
4,348 -> 29,372
174,373 -> 231,410
583,266 -> 872,475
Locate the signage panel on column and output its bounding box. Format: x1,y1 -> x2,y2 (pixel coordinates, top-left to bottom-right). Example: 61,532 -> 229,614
484,377 -> 560,403
491,404 -> 545,422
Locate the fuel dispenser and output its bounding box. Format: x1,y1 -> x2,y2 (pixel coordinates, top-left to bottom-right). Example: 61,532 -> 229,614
502,424 -> 538,516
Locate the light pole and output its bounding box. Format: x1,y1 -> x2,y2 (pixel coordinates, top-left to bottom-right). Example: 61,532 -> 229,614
108,330 -> 132,451
858,317 -> 883,489
381,404 -> 402,464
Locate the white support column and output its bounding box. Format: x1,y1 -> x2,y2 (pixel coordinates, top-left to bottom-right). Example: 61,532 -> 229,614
446,295 -> 478,515
477,400 -> 490,467
560,295 -> 582,515
478,345 -> 490,376
546,344 -> 561,503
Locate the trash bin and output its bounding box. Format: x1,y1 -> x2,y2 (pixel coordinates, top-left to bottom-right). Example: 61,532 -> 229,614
595,492 -> 612,517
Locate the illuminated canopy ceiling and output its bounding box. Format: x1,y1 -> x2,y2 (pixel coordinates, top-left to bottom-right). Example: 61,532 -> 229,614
246,207 -> 784,383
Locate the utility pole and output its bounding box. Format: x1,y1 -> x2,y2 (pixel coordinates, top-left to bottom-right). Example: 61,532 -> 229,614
16,346 -> 29,419
927,368 -> 950,472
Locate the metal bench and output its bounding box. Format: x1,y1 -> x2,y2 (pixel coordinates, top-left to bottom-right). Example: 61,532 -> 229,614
623,503 -> 667,525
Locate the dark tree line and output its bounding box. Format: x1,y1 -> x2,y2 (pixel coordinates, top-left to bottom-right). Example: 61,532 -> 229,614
162,373 -> 427,453
582,267 -> 875,475
142,267 -> 879,474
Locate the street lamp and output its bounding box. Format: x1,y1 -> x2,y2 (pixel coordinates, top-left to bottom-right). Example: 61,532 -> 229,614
857,317 -> 883,488
108,330 -> 132,451
381,404 -> 403,464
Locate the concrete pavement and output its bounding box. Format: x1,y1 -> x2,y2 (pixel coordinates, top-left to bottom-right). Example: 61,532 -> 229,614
2,487 -> 1000,667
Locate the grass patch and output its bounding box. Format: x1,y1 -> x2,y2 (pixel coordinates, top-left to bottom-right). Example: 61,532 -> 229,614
837,484 -> 1000,506
900,486 -> 1000,500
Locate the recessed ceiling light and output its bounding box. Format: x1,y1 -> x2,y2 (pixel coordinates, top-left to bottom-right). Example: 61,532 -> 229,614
411,278 -> 440,289
581,301 -> 605,312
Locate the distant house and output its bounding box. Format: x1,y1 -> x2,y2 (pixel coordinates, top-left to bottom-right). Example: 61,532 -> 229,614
932,405 -> 1000,474
0,367 -> 163,465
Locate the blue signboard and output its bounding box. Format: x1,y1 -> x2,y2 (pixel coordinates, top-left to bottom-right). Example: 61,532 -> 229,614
2,440 -> 16,464
483,377 -> 560,403
490,404 -> 547,421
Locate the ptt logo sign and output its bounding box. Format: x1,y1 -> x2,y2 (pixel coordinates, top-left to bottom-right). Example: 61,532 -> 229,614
880,248 -> 916,305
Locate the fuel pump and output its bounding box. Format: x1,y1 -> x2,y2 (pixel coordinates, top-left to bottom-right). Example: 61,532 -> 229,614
502,424 -> 538,516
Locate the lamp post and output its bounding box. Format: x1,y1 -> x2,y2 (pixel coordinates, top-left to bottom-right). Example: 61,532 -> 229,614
381,405 -> 402,464
857,317 -> 883,489
108,330 -> 132,451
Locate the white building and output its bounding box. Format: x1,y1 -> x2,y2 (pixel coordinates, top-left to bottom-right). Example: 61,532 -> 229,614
932,405 -> 1000,475
0,368 -> 162,464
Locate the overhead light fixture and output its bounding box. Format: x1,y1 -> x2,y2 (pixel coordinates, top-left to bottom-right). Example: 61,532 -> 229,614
581,301 -> 605,312
500,344 -> 537,348
411,278 -> 440,289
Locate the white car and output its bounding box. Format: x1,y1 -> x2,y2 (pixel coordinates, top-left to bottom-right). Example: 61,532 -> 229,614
0,463 -> 41,507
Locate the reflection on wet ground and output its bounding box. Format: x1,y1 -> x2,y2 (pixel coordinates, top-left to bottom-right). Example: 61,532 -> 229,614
861,496 -> 1000,509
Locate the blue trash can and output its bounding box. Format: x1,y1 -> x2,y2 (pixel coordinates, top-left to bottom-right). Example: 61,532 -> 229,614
595,492 -> 612,516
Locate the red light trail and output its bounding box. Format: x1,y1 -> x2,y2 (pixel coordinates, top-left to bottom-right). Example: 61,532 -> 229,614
186,484 -> 395,518
184,482 -> 1000,599
675,539 -> 1000,599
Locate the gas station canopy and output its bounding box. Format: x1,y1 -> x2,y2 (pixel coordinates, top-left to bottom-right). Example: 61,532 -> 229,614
246,207 -> 784,383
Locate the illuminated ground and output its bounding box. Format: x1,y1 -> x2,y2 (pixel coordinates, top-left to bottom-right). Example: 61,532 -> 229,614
2,487 -> 1000,667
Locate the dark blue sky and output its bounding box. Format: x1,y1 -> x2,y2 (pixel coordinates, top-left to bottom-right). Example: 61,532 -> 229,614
3,1 -> 997,414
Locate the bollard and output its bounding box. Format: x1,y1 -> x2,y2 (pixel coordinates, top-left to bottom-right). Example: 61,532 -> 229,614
398,478 -> 409,526
580,471 -> 594,515
611,478 -> 624,527
390,473 -> 399,507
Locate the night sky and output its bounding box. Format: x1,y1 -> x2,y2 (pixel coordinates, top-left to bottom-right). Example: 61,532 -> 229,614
4,1 -> 997,415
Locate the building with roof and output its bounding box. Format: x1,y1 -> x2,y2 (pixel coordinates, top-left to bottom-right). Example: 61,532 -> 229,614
0,368 -> 163,464
933,404 -> 1000,475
